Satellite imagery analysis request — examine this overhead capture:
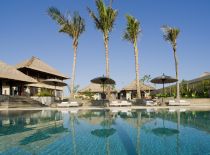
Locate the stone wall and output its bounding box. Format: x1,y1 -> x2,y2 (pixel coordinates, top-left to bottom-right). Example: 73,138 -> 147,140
184,98 -> 210,104
163,97 -> 210,104
0,95 -> 9,108
0,95 -> 9,102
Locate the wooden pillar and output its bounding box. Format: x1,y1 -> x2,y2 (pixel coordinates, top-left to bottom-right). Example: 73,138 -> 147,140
0,80 -> 2,95
9,82 -> 13,96
18,84 -> 24,96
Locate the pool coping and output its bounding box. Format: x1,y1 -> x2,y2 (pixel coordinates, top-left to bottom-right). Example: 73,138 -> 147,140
1,104 -> 210,111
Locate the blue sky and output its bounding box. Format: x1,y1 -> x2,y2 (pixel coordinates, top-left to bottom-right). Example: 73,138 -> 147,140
1,0 -> 210,90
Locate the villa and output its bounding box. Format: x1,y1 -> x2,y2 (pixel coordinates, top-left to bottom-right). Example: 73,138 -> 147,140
119,80 -> 155,100
15,56 -> 69,98
159,72 -> 210,97
0,61 -> 37,96
1,0 -> 210,154
78,83 -> 117,100
185,72 -> 210,89
0,56 -> 69,100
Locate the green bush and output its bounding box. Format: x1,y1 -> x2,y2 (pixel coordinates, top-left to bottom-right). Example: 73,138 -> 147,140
82,89 -> 95,100
38,89 -> 52,97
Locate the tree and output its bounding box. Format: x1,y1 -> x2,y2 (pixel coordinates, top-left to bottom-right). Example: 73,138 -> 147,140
141,75 -> 151,84
48,7 -> 85,99
162,25 -> 180,99
87,0 -> 118,77
123,15 -> 142,99
73,85 -> 80,93
141,74 -> 152,96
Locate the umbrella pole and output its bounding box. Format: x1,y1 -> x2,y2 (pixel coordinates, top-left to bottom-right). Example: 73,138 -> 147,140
163,82 -> 165,96
162,81 -> 165,103
102,83 -> 105,106
54,84 -> 56,98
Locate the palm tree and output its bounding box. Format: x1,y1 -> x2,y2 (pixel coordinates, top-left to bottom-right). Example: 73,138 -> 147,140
48,7 -> 85,99
123,15 -> 142,99
162,25 -> 180,99
87,0 -> 118,77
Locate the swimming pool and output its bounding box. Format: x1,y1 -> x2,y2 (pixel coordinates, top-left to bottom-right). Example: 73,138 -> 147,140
0,109 -> 210,155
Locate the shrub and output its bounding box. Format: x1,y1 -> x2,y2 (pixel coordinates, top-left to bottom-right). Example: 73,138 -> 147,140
38,89 -> 52,97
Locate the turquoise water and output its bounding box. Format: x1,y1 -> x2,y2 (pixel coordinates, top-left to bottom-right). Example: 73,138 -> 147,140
0,109 -> 210,155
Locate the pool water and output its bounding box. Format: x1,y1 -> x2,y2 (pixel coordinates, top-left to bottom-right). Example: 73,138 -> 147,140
0,109 -> 210,155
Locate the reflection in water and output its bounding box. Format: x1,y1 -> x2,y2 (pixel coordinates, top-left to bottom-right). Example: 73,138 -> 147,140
91,128 -> 116,138
0,109 -> 210,155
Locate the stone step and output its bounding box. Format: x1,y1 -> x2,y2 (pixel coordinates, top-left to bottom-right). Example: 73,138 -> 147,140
0,96 -> 45,107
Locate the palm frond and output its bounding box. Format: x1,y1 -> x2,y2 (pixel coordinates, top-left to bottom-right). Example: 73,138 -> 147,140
48,7 -> 85,41
162,25 -> 180,46
87,0 -> 117,34
47,7 -> 67,26
123,15 -> 141,43
87,7 -> 101,30
106,7 -> 118,32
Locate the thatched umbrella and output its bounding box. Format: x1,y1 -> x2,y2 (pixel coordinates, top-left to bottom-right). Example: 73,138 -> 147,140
91,76 -> 115,93
151,74 -> 177,96
91,76 -> 115,101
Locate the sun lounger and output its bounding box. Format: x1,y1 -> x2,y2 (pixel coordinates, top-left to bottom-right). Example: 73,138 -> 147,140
69,101 -> 80,107
167,100 -> 190,106
57,102 -> 70,107
120,101 -> 132,106
110,101 -> 119,106
179,100 -> 190,106
57,101 -> 80,107
110,100 -> 132,107
143,100 -> 157,106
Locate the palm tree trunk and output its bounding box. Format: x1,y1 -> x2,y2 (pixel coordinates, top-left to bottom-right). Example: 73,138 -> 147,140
103,33 -> 111,101
173,45 -> 180,100
103,33 -> 110,78
134,41 -> 141,99
70,43 -> 78,99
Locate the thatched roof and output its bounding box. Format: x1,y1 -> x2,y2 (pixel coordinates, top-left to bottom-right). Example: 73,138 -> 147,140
26,83 -> 63,90
16,56 -> 69,79
79,83 -> 117,93
121,80 -> 155,91
187,72 -> 210,84
0,61 -> 37,83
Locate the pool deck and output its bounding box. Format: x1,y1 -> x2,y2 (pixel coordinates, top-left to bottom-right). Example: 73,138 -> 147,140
1,103 -> 210,111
